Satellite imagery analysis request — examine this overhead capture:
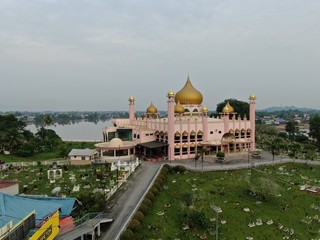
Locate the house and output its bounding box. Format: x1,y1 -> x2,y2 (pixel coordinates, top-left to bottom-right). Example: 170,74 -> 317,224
68,148 -> 96,165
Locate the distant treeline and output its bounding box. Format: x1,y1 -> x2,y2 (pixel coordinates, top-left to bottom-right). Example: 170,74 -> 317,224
2,111 -> 130,126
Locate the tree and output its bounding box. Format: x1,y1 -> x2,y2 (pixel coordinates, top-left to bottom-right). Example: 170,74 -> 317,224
0,115 -> 26,152
263,136 -> 287,160
216,98 -> 249,119
309,115 -> 320,148
285,121 -> 299,140
288,142 -> 302,159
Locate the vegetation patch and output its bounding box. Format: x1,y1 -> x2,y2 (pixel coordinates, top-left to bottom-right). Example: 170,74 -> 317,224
133,163 -> 320,239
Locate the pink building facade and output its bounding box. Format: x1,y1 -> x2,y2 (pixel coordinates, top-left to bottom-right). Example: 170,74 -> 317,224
102,77 -> 256,161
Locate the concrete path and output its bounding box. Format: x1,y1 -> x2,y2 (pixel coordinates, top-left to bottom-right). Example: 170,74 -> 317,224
101,161 -> 161,240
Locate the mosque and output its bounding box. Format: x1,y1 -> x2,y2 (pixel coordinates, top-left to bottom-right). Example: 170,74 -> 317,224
95,76 -> 256,162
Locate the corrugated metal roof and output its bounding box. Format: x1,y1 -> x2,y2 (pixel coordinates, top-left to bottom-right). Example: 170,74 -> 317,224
19,195 -> 76,217
0,193 -> 62,228
68,148 -> 95,156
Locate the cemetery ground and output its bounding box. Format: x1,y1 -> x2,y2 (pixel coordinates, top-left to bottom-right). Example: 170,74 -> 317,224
132,163 -> 320,240
0,162 -> 121,217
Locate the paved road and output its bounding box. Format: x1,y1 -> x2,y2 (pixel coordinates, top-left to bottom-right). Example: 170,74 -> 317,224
101,161 -> 161,240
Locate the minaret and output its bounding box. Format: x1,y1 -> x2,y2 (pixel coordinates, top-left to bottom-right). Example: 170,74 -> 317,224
129,96 -> 135,124
249,94 -> 257,151
202,105 -> 209,142
167,90 -> 175,161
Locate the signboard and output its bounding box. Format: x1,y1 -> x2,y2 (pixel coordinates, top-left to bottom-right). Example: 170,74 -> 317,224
30,211 -> 59,240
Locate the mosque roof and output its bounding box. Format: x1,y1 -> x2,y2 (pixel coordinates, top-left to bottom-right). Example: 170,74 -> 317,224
175,76 -> 203,105
222,101 -> 235,113
146,102 -> 158,114
174,100 -> 185,114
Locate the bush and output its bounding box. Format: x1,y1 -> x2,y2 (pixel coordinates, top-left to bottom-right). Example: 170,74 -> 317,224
138,203 -> 149,215
128,219 -> 141,232
173,165 -> 187,173
146,192 -> 155,201
185,210 -> 209,229
157,173 -> 166,181
143,198 -> 152,208
120,229 -> 134,240
217,151 -> 225,160
163,164 -> 170,170
150,186 -> 159,196
133,211 -> 145,222
153,181 -> 162,190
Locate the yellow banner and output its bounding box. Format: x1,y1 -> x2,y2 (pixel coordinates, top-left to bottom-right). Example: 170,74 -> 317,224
30,211 -> 60,240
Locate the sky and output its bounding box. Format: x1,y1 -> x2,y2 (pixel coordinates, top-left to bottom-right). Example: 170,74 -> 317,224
0,0 -> 319,112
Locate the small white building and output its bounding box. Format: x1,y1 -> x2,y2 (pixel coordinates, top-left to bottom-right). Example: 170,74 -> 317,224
0,181 -> 19,195
68,148 -> 96,165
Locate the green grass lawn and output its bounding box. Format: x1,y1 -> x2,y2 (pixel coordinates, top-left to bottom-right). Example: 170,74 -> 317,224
134,163 -> 320,239
0,141 -> 98,162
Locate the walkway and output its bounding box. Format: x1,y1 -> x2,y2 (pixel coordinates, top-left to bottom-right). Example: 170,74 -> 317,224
56,213 -> 113,240
101,161 -> 161,240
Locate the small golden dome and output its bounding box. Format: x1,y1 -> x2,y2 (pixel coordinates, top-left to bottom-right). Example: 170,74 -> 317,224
222,101 -> 234,113
202,105 -> 208,113
146,102 -> 158,114
174,100 -> 185,114
167,90 -> 174,98
175,76 -> 203,105
249,94 -> 257,101
128,96 -> 135,102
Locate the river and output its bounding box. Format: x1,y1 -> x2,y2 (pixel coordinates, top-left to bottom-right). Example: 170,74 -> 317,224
26,120 -> 113,142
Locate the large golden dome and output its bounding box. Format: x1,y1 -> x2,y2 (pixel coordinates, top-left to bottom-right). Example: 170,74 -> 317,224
222,101 -> 234,113
146,102 -> 158,114
175,76 -> 203,105
174,100 -> 185,114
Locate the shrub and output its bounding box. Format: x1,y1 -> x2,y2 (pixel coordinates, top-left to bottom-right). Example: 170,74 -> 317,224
153,182 -> 161,190
128,219 -> 141,232
139,203 -> 149,215
150,186 -> 159,196
173,165 -> 187,173
146,192 -> 155,201
143,198 -> 152,208
133,211 -> 145,222
163,164 -> 170,170
120,229 -> 134,240
185,210 -> 209,229
217,151 -> 225,160
157,173 -> 166,181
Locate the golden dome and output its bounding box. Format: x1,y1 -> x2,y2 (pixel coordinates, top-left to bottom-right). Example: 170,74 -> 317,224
174,100 -> 185,114
249,94 -> 257,101
146,102 -> 158,114
222,101 -> 234,113
175,76 -> 203,105
202,105 -> 208,113
128,96 -> 135,102
167,90 -> 175,98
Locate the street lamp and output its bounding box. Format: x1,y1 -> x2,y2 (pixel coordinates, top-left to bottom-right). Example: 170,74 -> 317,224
210,203 -> 222,240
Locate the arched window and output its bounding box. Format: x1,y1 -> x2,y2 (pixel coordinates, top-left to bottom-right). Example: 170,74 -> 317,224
197,131 -> 203,141
174,131 -> 181,143
182,131 -> 188,143
174,144 -> 180,155
247,129 -> 251,138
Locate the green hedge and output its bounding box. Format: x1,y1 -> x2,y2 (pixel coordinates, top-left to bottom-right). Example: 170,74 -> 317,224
120,229 -> 134,240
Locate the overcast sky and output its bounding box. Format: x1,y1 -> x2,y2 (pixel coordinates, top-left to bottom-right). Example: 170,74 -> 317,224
0,0 -> 319,112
